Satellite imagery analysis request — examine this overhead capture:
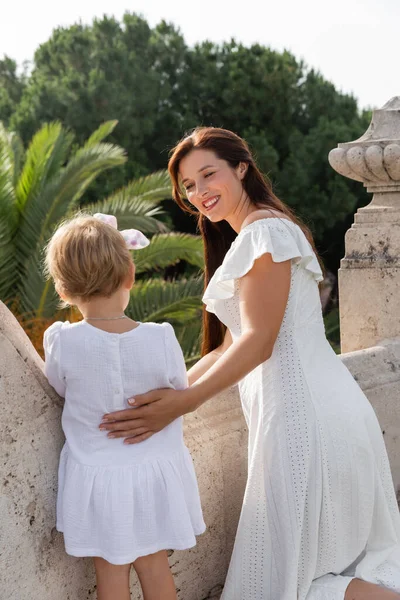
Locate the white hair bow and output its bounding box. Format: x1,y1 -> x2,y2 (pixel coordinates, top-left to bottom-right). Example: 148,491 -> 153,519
93,213 -> 150,250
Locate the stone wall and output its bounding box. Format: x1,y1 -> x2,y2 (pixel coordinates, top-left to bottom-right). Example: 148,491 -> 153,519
3,295 -> 400,599
0,301 -> 247,600
341,340 -> 400,493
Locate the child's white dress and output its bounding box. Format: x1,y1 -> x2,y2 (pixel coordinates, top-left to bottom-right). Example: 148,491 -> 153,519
44,320 -> 205,565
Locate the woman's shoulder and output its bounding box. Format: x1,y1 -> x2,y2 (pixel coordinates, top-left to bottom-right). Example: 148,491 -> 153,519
203,210 -> 323,310
240,209 -> 293,232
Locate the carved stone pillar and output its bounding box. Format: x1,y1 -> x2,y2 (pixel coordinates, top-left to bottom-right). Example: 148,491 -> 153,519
329,97 -> 400,352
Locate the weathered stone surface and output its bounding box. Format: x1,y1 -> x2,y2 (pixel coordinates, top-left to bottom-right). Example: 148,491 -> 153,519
0,302 -> 247,600
329,98 -> 400,352
328,97 -> 400,189
2,291 -> 400,597
341,339 -> 400,492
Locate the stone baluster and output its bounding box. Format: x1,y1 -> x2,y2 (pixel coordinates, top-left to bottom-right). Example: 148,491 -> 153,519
329,97 -> 400,353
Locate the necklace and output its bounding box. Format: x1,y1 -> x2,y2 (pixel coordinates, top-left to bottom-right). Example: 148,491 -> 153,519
84,314 -> 128,321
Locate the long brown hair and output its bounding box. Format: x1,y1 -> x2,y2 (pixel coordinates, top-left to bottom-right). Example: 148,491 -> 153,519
168,127 -> 319,356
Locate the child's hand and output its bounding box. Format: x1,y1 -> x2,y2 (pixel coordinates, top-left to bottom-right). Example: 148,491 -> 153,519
99,388 -> 189,444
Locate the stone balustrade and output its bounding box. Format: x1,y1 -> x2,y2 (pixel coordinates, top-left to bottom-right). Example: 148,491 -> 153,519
329,97 -> 400,352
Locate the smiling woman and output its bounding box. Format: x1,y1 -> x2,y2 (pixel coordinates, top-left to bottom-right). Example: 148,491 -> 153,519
101,127 -> 400,600
168,127 -> 320,355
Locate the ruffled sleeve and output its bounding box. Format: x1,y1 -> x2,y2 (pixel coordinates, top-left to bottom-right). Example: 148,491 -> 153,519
202,218 -> 323,313
43,321 -> 67,397
162,323 -> 188,391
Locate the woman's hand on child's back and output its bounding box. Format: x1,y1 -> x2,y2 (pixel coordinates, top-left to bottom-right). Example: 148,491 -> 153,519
99,388 -> 188,444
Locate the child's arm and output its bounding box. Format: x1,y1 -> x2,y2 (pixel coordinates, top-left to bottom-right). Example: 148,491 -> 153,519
43,322 -> 66,398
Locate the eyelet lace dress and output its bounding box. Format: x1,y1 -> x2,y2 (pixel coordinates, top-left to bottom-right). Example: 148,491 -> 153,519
44,321 -> 205,565
203,218 -> 400,600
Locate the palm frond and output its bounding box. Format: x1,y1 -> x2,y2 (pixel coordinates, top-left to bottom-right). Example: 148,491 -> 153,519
134,233 -> 204,274
17,250 -> 59,317
10,132 -> 24,188
85,170 -> 173,233
15,122 -> 74,213
0,123 -> 17,225
0,123 -> 24,189
174,321 -> 202,364
14,141 -> 127,283
126,277 -> 203,323
86,195 -> 168,234
113,170 -> 171,203
83,120 -> 119,148
0,123 -> 18,301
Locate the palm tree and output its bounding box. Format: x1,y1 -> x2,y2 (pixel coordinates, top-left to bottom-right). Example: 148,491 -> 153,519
0,120 -> 204,361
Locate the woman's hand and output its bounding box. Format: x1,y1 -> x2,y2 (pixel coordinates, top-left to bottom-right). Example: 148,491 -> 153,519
99,388 -> 190,444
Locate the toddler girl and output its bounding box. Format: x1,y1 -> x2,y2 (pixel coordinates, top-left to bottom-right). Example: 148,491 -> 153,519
43,214 -> 205,600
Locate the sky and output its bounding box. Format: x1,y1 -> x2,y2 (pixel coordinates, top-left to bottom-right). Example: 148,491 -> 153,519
1,0 -> 398,110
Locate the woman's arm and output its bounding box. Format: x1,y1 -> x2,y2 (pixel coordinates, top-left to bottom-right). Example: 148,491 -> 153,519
185,254 -> 290,408
100,254 -> 290,443
187,328 -> 233,385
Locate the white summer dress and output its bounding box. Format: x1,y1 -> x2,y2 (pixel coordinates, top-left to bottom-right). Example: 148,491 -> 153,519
202,218 -> 400,600
44,321 -> 205,564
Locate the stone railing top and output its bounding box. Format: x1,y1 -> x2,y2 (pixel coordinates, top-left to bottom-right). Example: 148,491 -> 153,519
329,96 -> 400,191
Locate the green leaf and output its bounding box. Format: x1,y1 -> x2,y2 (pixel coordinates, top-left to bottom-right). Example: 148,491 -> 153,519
83,120 -> 119,148
1,120 -> 127,314
0,122 -> 18,301
174,321 -> 202,364
84,170 -> 172,233
10,132 -> 24,188
126,277 -> 203,323
15,141 -> 127,302
134,233 -> 204,274
17,252 -> 59,318
15,122 -> 74,213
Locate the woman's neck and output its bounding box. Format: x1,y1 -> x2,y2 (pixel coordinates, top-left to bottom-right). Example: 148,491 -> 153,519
225,202 -> 260,233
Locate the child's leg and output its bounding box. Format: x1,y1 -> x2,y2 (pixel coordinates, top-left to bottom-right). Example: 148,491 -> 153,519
93,557 -> 131,600
133,550 -> 177,600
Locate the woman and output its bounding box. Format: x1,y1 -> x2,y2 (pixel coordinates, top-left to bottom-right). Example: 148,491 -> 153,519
100,127 -> 400,599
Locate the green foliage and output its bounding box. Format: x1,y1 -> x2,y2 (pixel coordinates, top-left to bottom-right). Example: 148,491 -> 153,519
134,233 -> 203,274
85,171 -> 172,233
7,13 -> 369,263
0,120 -> 204,360
2,13 -> 373,360
10,15 -> 187,196
277,116 -> 363,235
0,120 -> 126,312
127,277 -> 203,363
324,308 -> 341,354
0,57 -> 26,127
128,277 -> 203,323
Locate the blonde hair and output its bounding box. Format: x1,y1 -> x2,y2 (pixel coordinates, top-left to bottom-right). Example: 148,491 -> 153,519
45,215 -> 133,303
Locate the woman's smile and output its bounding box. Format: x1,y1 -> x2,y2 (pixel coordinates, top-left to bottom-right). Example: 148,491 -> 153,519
202,195 -> 220,211
179,149 -> 247,226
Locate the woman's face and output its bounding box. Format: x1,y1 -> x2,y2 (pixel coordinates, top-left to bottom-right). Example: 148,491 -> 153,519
179,149 -> 247,223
